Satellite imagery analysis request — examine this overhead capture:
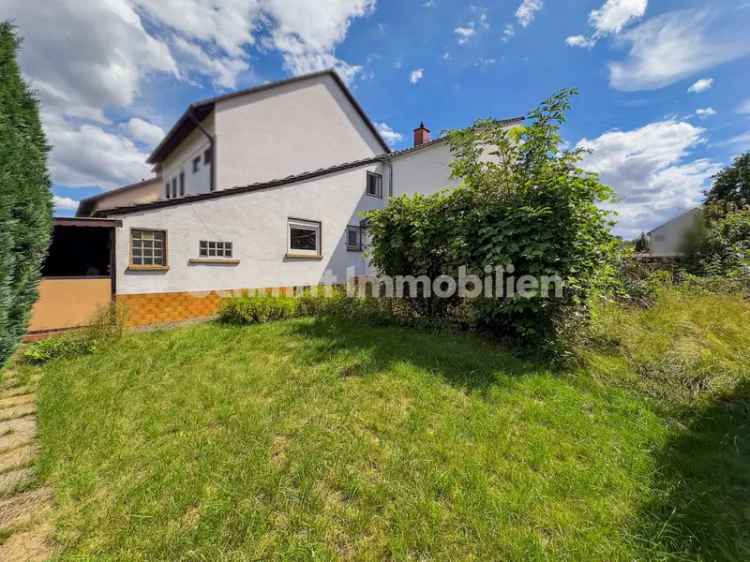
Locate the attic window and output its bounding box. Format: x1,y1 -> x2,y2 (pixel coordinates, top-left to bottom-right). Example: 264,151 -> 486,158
366,172 -> 383,198
193,157 -> 201,173
204,147 -> 212,165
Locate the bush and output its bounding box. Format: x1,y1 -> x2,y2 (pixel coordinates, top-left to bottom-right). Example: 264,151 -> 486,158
218,293 -> 299,324
19,304 -> 126,365
365,90 -> 616,345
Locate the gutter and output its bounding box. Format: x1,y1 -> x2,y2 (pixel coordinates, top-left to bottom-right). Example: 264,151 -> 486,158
187,106 -> 216,192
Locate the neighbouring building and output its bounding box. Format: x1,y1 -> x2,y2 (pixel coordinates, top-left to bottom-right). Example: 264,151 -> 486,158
30,70 -> 523,332
646,208 -> 703,257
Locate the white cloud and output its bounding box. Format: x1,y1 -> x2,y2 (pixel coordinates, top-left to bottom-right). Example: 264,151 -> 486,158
516,0 -> 543,28
609,9 -> 750,92
695,107 -> 717,119
566,35 -> 596,48
590,0 -> 648,35
502,24 -> 516,43
422,0 -> 436,7
577,120 -> 720,238
124,118 -> 165,148
737,99 -> 750,114
454,26 -> 476,45
566,0 -> 647,48
409,68 -> 424,84
375,122 -> 403,145
687,78 -> 714,94
455,11 -> 489,45
53,195 -> 79,212
717,131 -> 750,148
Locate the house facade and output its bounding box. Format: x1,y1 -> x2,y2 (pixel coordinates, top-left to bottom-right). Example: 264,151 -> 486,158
31,70 -> 523,331
646,208 -> 703,257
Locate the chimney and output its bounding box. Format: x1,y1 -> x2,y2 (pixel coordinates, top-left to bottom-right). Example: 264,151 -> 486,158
413,122 -> 431,147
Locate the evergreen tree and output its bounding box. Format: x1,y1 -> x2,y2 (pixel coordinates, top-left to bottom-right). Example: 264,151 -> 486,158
0,23 -> 53,368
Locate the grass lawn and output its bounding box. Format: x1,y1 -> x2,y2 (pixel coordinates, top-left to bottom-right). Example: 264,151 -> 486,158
10,292 -> 750,560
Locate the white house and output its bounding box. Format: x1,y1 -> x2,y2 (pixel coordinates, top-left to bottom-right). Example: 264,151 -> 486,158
31,70 -> 522,330
646,208 -> 703,257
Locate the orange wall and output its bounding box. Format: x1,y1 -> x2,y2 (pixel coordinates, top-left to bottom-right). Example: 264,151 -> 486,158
28,278 -> 112,332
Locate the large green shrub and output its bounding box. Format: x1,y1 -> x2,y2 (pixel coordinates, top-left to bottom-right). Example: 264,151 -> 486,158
0,23 -> 53,368
366,90 -> 616,343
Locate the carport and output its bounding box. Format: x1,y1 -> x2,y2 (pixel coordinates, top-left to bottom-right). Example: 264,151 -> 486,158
27,217 -> 122,334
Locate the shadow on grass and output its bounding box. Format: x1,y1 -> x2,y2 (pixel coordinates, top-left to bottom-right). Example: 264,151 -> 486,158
282,316 -> 550,396
634,380 -> 750,560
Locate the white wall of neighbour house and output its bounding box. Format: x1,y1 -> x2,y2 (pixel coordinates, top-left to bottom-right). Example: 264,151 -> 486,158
648,209 -> 702,257
391,141 -> 458,197
112,163 -> 387,295
214,74 -> 384,189
160,114 -> 214,199
90,178 -> 161,214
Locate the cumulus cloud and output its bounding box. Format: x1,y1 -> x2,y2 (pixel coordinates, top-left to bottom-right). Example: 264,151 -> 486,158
577,120 -> 720,238
609,9 -> 750,91
516,0 -> 543,28
375,122 -> 403,145
124,118 -> 165,148
0,0 -> 374,191
454,12 -> 489,45
695,107 -> 717,119
53,195 -> 79,212
566,0 -> 647,48
409,68 -> 424,84
687,78 -> 714,94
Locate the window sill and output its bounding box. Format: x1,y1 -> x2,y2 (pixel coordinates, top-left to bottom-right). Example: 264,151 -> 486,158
127,265 -> 169,272
188,258 -> 240,265
285,253 -> 323,261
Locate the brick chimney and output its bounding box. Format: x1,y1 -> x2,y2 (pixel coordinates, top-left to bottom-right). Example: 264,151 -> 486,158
413,122 -> 431,147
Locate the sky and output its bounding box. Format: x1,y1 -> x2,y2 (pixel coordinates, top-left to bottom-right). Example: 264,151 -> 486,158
2,0 -> 749,238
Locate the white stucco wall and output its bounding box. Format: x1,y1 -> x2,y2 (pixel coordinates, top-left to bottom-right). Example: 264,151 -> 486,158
391,141 -> 458,197
648,208 -> 702,257
160,113 -> 214,199
110,163 -> 387,295
214,74 -> 384,189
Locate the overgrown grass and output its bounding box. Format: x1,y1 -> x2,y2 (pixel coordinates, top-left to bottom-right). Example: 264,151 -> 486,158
12,286 -> 750,560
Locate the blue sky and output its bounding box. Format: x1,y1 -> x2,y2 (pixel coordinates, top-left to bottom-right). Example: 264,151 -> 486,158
4,0 -> 750,237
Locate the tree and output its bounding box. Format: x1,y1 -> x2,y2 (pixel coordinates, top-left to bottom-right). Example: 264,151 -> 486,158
0,23 -> 53,368
634,232 -> 650,253
705,152 -> 750,211
366,90 -> 616,344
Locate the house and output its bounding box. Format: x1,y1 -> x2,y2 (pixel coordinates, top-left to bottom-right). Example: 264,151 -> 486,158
30,70 -> 523,332
646,208 -> 703,257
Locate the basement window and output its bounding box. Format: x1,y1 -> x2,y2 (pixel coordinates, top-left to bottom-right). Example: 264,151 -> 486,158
130,229 -> 167,268
366,172 -> 383,198
199,240 -> 233,258
287,218 -> 321,258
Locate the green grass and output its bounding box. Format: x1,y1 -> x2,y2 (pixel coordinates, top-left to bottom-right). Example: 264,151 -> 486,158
12,288 -> 750,560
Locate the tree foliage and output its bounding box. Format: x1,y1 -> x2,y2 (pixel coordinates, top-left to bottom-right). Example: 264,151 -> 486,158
634,232 -> 650,253
705,152 -> 750,211
0,22 -> 53,367
366,89 -> 617,344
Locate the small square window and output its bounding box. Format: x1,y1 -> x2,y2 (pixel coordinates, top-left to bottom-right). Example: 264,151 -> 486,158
366,172 -> 383,198
288,219 -> 321,257
193,157 -> 201,173
130,229 -> 167,267
198,240 -> 233,259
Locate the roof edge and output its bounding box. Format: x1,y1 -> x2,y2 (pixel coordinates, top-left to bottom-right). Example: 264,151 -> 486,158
76,177 -> 161,217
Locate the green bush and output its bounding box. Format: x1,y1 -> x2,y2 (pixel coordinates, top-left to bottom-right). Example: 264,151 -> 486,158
218,293 -> 300,324
365,90 -> 616,345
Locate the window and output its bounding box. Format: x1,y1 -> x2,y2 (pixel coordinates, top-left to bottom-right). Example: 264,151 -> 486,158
346,225 -> 362,251
171,178 -> 177,199
204,147 -> 212,165
130,229 -> 167,267
193,157 -> 201,173
199,240 -> 233,258
288,219 -> 321,257
366,172 -> 383,198
165,182 -> 170,199
179,171 -> 185,196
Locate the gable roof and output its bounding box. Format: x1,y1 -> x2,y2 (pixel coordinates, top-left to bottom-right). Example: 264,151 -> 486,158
76,177 -> 161,217
147,69 -> 391,165
647,207 -> 702,235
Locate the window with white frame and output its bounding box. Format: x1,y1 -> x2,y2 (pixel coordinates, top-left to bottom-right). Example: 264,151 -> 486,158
366,172 -> 383,198
130,229 -> 167,267
288,218 -> 321,257
199,240 -> 233,258
346,225 -> 362,251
